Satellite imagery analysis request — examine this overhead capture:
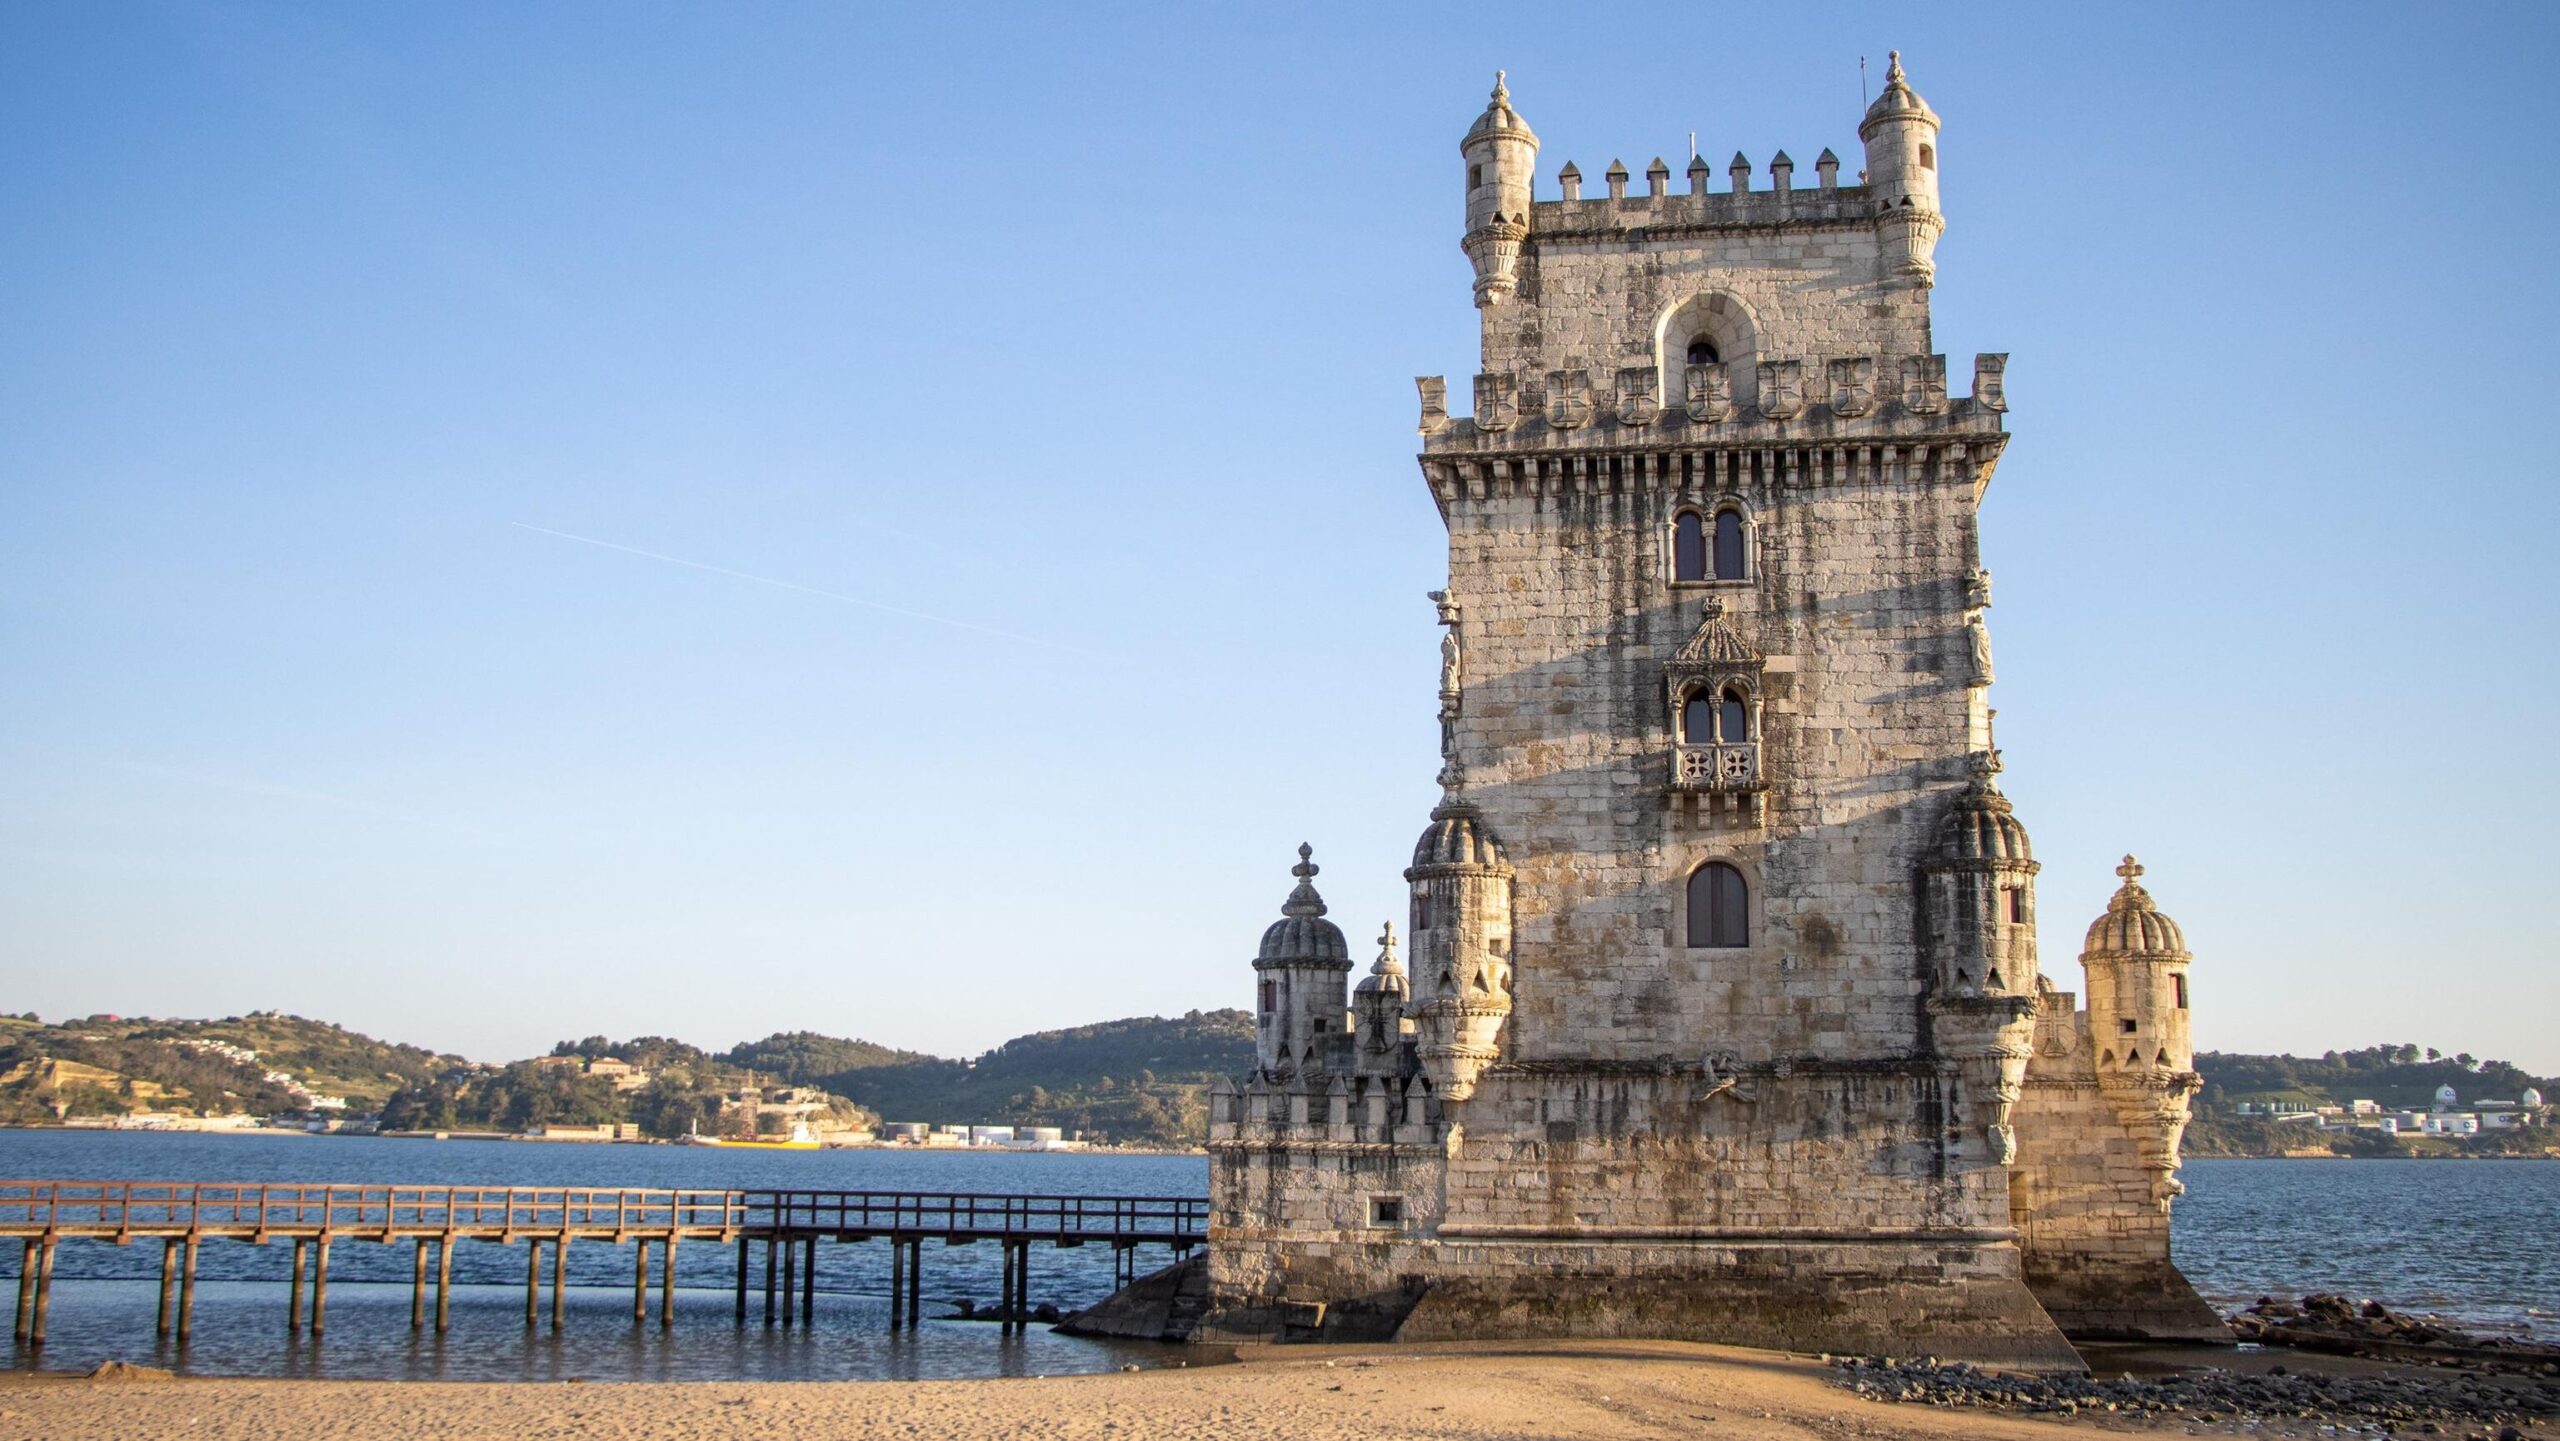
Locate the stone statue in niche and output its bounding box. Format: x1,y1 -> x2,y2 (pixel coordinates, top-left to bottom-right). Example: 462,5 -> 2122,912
1964,567 -> 1994,687
1757,360 -> 1803,420
1430,590 -> 1463,783
1684,362 -> 1732,424
1828,357 -> 1874,418
1473,371 -> 1516,432
1615,365 -> 1660,427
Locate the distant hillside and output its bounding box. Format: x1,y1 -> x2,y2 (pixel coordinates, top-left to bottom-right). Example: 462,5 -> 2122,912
792,1010 -> 1255,1147
2188,1044 -> 2556,1158
0,1011 -> 456,1122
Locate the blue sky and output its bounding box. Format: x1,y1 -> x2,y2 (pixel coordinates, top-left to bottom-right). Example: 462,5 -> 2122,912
4,3 -> 2555,1072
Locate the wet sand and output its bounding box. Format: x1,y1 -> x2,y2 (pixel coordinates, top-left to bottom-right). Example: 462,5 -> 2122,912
0,1339 -> 2254,1441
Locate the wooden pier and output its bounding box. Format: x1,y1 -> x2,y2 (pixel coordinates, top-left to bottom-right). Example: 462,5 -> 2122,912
2,1180 -> 1205,1349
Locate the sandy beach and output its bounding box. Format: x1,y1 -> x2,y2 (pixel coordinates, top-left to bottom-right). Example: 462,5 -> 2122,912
0,1340 -> 2321,1441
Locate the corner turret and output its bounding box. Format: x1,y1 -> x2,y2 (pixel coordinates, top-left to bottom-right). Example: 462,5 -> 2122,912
1460,71 -> 1538,308
2081,856 -> 2201,1198
1858,51 -> 1945,286
1252,844 -> 1353,1078
1404,801 -> 1514,1101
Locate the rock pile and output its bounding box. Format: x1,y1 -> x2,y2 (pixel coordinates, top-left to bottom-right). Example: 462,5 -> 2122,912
1827,1353 -> 2559,1436
2231,1294 -> 2560,1367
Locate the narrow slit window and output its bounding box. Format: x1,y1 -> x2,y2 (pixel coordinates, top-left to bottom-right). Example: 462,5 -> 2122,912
1673,512 -> 1706,582
1414,890 -> 1433,932
1712,509 -> 1746,579
2006,889 -> 2025,924
1685,862 -> 1748,949
2173,974 -> 2188,1010
1717,689 -> 1748,743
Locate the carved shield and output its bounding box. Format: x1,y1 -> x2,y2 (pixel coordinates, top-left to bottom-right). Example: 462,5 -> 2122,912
1615,366 -> 1660,428
1684,362 -> 1732,424
1827,357 -> 1874,418
1473,371 -> 1516,433
1756,360 -> 1803,421
1973,352 -> 2009,412
1415,375 -> 1449,435
1546,368 -> 1594,430
1901,355 -> 1947,415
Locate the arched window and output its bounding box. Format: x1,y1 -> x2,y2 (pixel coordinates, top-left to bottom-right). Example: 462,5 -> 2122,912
1685,862 -> 1748,948
1681,691 -> 1714,743
1672,511 -> 1706,582
1685,337 -> 1720,366
1718,688 -> 1748,743
1712,509 -> 1746,579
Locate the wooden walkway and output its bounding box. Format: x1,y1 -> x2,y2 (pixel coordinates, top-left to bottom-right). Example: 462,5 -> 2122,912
1,1179 -> 1207,1349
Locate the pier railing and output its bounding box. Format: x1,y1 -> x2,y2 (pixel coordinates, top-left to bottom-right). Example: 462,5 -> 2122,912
743,1190 -> 1208,1242
0,1181 -> 746,1239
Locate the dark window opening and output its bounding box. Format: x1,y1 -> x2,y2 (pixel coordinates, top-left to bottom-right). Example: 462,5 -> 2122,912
1686,337 -> 1720,366
1673,511 -> 1706,582
1712,509 -> 1746,579
2119,1017 -> 2138,1034
1917,144 -> 1936,171
2006,889 -> 2025,924
1469,164 -> 1484,190
1259,980 -> 1276,1014
1369,1195 -> 1404,1227
1414,890 -> 1433,931
1681,692 -> 1715,744
1685,861 -> 1749,949
1717,689 -> 1748,744
2173,974 -> 2188,1010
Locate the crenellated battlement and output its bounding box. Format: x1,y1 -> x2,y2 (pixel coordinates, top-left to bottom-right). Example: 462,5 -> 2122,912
1547,149 -> 1862,226
1415,353 -> 2008,455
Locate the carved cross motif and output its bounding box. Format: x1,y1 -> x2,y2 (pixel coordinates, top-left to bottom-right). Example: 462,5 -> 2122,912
1546,369 -> 1594,430
1684,362 -> 1732,424
1473,372 -> 1516,432
1756,360 -> 1803,420
1827,357 -> 1874,418
1615,366 -> 1660,427
2116,855 -> 2144,884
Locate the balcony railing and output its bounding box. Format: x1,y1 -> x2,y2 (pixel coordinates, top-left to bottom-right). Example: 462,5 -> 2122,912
1672,742 -> 1763,793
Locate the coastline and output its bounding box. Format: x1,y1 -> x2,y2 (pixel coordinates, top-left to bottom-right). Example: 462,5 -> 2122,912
0,1341 -> 2246,1441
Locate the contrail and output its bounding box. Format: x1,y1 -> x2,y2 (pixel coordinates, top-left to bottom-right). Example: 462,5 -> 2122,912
510,522 -> 1073,651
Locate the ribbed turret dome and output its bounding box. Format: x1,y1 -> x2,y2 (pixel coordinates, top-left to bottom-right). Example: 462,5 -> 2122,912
1936,775 -> 2034,864
1258,843 -> 1350,963
1354,922 -> 1408,997
1463,71 -> 1537,147
2082,856 -> 2189,958
1859,51 -> 1939,131
1409,802 -> 1509,872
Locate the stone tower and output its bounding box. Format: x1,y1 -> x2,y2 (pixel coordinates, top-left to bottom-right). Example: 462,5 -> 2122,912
1204,63 -> 2216,1360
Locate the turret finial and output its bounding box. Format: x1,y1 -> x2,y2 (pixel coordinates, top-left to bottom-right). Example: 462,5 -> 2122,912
1282,843 -> 1328,918
2116,854 -> 2143,884
1375,921 -> 1399,969
1886,50 -> 1904,83
1492,69 -> 1507,101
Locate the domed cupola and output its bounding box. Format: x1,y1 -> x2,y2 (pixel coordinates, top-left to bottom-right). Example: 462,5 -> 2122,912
1411,802 -> 1509,872
1259,843 -> 1349,964
1919,751 -> 2040,998
1252,845 -> 1354,1077
1858,50 -> 1940,132
1354,922 -> 1408,1000
1460,71 -> 1539,308
2083,856 -> 2189,961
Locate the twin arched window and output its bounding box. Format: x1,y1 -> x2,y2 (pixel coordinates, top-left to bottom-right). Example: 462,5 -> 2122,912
1673,509 -> 1746,583
1686,862 -> 1748,948
1680,687 -> 1750,745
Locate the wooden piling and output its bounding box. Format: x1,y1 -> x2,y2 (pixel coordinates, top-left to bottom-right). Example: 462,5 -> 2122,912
800,1236 -> 816,1324
311,1237 -> 330,1337
763,1237 -> 777,1326
634,1239 -> 651,1322
13,1239 -> 33,1342
157,1237 -> 179,1337
888,1236 -> 904,1331
31,1239 -> 55,1347
288,1236 -> 308,1332
659,1236 -> 676,1329
433,1237 -> 453,1333
732,1236 -> 748,1324
411,1238 -> 428,1329
178,1237 -> 199,1342
904,1237 -> 921,1327
551,1234 -> 569,1330
779,1233 -> 795,1328
524,1239 -> 540,1327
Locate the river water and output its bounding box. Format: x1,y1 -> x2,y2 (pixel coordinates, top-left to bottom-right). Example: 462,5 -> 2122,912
1,1132 -> 2550,1379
